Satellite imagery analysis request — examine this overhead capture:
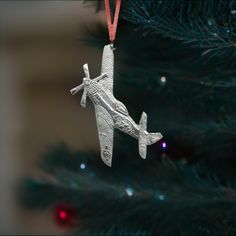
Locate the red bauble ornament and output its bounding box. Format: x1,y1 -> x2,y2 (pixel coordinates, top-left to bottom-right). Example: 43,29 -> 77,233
53,203 -> 78,228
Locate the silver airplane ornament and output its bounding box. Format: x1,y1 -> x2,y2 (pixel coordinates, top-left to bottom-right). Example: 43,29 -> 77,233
70,44 -> 163,167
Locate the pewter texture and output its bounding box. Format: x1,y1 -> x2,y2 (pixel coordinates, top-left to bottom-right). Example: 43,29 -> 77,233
70,44 -> 163,166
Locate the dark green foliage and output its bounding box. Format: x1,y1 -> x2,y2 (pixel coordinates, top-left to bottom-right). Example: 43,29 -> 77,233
122,0 -> 236,57
20,145 -> 236,235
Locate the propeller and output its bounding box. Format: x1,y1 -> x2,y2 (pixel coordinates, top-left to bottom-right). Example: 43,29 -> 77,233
80,64 -> 90,108
70,63 -> 107,107
70,83 -> 84,95
80,78 -> 87,107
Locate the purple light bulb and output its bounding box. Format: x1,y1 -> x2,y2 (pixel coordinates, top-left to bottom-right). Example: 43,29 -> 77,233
160,141 -> 167,151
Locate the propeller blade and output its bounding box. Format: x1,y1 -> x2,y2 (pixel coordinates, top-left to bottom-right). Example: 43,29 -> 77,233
80,89 -> 87,108
70,83 -> 84,95
83,64 -> 90,78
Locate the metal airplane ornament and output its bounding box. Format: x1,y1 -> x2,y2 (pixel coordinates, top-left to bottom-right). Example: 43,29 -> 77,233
70,44 -> 163,166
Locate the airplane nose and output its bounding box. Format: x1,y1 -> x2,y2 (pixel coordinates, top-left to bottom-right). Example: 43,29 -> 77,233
83,78 -> 89,85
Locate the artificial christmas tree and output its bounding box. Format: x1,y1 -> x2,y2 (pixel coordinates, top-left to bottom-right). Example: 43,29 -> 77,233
20,0 -> 236,235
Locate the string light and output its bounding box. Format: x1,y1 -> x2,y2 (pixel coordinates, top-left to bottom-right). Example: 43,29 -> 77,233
160,141 -> 168,152
125,187 -> 134,197
53,204 -> 77,227
160,76 -> 167,85
59,210 -> 67,219
155,193 -> 165,201
158,195 -> 165,201
80,163 -> 86,170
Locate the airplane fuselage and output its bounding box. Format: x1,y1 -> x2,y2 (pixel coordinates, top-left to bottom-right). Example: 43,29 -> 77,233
84,78 -> 144,140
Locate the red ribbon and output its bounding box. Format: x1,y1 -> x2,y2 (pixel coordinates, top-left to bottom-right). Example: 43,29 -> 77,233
104,0 -> 122,43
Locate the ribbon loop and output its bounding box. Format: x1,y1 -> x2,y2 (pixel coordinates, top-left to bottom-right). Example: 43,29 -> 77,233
104,0 -> 121,43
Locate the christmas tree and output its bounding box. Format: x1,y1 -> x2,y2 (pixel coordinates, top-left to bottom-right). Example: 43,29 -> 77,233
20,0 -> 236,235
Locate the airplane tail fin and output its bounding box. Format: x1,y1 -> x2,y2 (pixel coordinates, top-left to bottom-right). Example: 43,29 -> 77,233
138,112 -> 163,159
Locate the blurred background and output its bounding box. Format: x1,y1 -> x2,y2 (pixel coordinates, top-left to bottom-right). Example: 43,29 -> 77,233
0,1 -> 104,234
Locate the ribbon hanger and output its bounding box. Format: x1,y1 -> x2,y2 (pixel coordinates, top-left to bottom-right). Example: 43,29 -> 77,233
104,0 -> 122,44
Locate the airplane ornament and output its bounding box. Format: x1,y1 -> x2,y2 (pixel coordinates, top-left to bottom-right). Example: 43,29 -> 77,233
70,44 -> 163,167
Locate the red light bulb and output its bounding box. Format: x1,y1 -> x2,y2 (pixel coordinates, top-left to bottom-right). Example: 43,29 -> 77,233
53,204 -> 77,228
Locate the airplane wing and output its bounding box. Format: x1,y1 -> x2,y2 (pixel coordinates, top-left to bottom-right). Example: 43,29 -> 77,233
95,104 -> 114,167
100,44 -> 114,92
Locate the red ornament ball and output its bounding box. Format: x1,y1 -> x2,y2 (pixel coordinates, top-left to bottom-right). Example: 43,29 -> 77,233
53,203 -> 78,228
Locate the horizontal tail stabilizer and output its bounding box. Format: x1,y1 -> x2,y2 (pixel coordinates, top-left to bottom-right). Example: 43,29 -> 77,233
138,112 -> 163,159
